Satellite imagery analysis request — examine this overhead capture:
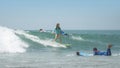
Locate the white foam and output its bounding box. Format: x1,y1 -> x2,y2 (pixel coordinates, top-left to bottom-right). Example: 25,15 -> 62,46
71,36 -> 84,41
112,53 -> 120,56
15,30 -> 66,48
0,26 -> 29,53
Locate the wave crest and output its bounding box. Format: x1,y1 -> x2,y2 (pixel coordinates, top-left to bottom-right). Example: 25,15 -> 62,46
0,26 -> 29,53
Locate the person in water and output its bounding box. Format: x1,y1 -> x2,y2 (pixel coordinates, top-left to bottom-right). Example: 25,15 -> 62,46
54,23 -> 62,43
39,29 -> 44,32
93,44 -> 112,56
76,44 -> 112,56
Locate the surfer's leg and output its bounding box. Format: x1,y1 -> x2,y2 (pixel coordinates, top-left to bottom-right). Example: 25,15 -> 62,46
106,44 -> 112,56
54,34 -> 62,43
54,34 -> 58,41
54,34 -> 60,41
58,34 -> 62,43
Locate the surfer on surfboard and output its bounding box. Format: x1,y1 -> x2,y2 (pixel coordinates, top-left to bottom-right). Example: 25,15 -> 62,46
54,23 -> 62,43
76,44 -> 112,56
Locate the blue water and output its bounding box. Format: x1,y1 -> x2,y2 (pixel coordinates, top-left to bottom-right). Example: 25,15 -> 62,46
0,26 -> 120,68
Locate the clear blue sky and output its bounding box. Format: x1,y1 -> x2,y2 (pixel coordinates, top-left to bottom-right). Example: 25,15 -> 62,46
0,0 -> 120,30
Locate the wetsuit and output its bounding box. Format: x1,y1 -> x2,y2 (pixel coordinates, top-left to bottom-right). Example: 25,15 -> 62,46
54,28 -> 69,37
94,48 -> 111,56
54,28 -> 62,34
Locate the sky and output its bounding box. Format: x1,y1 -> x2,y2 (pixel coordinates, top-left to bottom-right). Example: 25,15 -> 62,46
0,0 -> 120,30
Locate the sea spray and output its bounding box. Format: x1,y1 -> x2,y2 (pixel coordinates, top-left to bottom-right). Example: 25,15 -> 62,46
0,26 -> 28,53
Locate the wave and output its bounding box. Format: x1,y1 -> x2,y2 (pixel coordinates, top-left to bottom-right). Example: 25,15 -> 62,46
15,30 -> 67,48
71,35 -> 107,45
0,26 -> 28,53
0,26 -> 119,54
0,26 -> 67,53
71,36 -> 85,41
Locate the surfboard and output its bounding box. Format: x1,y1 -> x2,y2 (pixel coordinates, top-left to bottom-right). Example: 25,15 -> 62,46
78,52 -> 93,56
48,39 -> 71,48
55,43 -> 71,48
63,44 -> 71,47
77,52 -> 119,57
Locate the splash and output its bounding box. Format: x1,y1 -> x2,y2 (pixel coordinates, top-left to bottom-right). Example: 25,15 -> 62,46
0,26 -> 29,53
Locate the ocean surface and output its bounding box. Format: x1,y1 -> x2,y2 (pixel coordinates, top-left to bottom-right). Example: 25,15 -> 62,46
0,26 -> 120,68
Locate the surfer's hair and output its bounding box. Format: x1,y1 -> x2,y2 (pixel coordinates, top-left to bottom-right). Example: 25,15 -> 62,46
93,48 -> 97,51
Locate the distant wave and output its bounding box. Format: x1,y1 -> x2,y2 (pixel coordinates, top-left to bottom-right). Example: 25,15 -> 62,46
71,36 -> 85,41
71,35 -> 107,45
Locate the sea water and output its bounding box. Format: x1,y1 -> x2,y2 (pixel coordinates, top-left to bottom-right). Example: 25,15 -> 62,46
0,26 -> 120,68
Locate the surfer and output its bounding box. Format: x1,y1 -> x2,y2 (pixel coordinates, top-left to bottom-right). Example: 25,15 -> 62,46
39,29 -> 45,32
76,44 -> 112,56
54,23 -> 62,43
93,44 -> 112,56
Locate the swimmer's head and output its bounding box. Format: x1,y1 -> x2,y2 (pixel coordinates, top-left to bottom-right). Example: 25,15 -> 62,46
76,52 -> 80,56
93,48 -> 97,51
